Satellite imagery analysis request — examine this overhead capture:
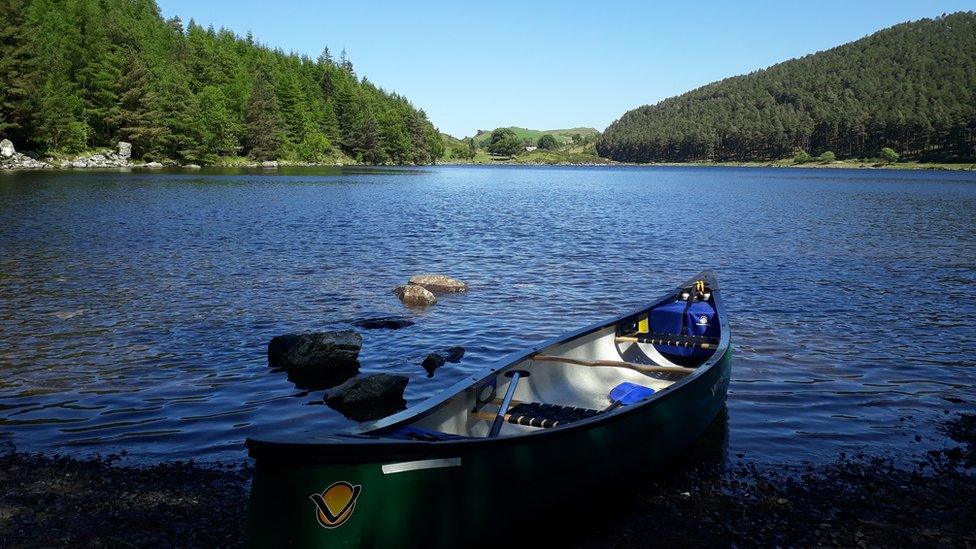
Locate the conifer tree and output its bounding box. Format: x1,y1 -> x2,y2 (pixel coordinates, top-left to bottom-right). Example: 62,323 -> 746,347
243,74 -> 283,160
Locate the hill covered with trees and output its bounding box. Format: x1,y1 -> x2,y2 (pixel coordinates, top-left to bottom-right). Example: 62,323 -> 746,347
0,0 -> 443,164
597,13 -> 976,163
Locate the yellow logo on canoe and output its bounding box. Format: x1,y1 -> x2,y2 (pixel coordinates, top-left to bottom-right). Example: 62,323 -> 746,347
310,481 -> 362,529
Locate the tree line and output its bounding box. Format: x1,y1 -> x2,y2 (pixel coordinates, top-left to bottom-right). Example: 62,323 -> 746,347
0,0 -> 444,164
597,12 -> 976,163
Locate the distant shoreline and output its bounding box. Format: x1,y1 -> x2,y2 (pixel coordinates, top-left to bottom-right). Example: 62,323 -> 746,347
436,159 -> 976,171
3,158 -> 974,172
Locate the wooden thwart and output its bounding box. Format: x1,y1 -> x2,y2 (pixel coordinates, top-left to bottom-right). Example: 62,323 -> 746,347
531,354 -> 695,375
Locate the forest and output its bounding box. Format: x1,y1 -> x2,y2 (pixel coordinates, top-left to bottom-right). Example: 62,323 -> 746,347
0,0 -> 444,164
597,12 -> 976,164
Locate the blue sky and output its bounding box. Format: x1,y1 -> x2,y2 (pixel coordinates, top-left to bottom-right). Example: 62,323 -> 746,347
157,0 -> 975,137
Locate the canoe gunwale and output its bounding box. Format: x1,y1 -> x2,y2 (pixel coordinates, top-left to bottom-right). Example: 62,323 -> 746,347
246,270 -> 730,465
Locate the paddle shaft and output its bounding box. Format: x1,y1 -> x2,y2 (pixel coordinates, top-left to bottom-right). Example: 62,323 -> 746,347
532,354 -> 695,375
489,371 -> 522,438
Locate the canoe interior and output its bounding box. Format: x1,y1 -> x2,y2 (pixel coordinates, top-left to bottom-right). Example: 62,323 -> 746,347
384,286 -> 721,439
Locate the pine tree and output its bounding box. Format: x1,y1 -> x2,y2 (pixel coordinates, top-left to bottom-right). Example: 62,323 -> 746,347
243,73 -> 283,160
112,55 -> 167,159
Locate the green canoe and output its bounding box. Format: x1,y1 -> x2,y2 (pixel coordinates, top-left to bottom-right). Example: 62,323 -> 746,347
245,271 -> 732,547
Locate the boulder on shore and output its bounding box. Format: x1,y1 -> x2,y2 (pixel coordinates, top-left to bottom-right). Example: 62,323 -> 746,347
268,330 -> 363,371
261,160 -> 279,169
0,139 -> 14,158
408,274 -> 469,294
117,141 -> 132,159
392,284 -> 437,307
324,373 -> 408,421
184,164 -> 202,170
144,161 -> 164,169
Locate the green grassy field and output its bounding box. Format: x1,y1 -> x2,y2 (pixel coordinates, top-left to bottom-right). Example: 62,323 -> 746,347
469,126 -> 599,147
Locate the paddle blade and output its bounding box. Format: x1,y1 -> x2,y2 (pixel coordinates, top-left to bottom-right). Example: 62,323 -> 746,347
609,382 -> 655,406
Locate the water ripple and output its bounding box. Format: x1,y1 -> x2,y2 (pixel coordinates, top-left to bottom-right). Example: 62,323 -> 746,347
1,166 -> 975,464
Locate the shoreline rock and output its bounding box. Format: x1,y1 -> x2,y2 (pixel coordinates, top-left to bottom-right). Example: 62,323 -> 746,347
0,139 -> 50,169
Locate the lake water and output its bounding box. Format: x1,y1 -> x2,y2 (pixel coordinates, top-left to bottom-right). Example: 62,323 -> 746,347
1,165 -> 975,465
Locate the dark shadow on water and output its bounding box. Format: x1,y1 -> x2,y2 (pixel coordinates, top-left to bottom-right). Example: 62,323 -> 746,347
281,365 -> 359,392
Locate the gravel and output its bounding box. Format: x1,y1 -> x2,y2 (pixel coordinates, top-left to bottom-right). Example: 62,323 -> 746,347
2,413 -> 974,547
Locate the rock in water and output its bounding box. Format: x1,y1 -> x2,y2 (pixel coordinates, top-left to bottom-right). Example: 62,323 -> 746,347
421,346 -> 464,377
117,141 -> 131,159
421,353 -> 445,377
268,330 -> 363,371
408,274 -> 469,294
352,316 -> 415,330
144,162 -> 164,169
184,164 -> 202,170
261,161 -> 279,169
0,139 -> 14,158
392,284 -> 437,307
324,373 -> 408,421
444,346 -> 465,363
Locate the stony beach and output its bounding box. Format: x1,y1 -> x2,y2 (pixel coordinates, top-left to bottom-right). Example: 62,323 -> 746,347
2,412 -> 973,547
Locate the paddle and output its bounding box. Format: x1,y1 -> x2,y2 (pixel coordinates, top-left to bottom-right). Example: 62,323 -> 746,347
488,370 -> 529,438
603,382 -> 655,412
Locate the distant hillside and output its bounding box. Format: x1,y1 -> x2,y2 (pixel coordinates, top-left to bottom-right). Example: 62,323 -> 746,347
471,127 -> 599,146
598,12 -> 976,163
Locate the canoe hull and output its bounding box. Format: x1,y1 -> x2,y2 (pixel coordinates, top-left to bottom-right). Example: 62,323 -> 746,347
246,346 -> 732,547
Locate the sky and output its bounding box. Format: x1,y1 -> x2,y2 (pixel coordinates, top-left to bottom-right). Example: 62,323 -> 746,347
157,0 -> 976,137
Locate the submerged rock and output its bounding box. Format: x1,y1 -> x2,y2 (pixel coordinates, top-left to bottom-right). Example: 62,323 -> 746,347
268,330 -> 363,371
421,353 -> 445,376
324,373 -> 408,421
352,316 -> 415,330
0,139 -> 14,158
392,284 -> 437,307
443,346 -> 465,363
420,346 -> 465,377
408,274 -> 469,294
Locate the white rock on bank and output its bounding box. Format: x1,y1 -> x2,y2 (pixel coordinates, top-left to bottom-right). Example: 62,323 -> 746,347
0,139 -> 14,158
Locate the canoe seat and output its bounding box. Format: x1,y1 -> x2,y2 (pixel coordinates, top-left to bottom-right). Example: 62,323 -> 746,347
498,402 -> 599,429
